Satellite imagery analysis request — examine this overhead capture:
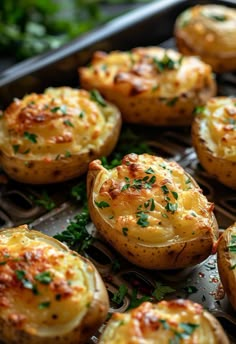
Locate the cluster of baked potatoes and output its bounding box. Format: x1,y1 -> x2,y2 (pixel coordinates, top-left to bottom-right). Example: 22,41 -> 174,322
0,3 -> 235,344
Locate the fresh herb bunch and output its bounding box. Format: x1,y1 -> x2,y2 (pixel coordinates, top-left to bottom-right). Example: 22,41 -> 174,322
0,0 -> 151,60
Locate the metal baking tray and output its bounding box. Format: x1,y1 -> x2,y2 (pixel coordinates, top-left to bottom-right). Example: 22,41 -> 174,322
0,0 -> 236,342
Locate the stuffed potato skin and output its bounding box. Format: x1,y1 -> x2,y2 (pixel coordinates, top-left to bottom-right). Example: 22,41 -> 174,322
0,225 -> 109,344
175,5 -> 236,73
0,87 -> 121,184
217,223 -> 236,311
79,47 -> 216,126
87,153 -> 218,270
99,299 -> 229,344
192,97 -> 236,189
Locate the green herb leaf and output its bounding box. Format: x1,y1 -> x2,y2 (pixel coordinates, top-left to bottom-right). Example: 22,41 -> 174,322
31,190 -> 56,211
122,227 -> 128,236
23,131 -> 37,143
128,289 -> 151,310
152,281 -> 176,301
12,144 -> 20,153
145,167 -> 154,174
35,271 -> 52,284
38,301 -> 51,309
165,202 -> 178,213
136,211 -> 149,227
90,89 -> 107,107
112,284 -> 128,305
63,119 -> 74,127
95,201 -> 110,209
54,206 -> 93,255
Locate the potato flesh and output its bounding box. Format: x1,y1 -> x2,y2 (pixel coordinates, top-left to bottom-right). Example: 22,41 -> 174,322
80,48 -> 213,99
99,300 -> 226,344
0,226 -> 94,337
92,154 -> 215,245
175,5 -> 236,56
0,87 -> 118,159
197,98 -> 236,161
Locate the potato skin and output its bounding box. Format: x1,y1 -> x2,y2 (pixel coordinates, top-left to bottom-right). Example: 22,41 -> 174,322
79,47 -> 216,126
217,223 -> 236,311
0,87 -> 121,184
192,97 -> 236,189
0,225 -> 109,344
87,153 -> 218,270
175,5 -> 236,73
99,299 -> 229,344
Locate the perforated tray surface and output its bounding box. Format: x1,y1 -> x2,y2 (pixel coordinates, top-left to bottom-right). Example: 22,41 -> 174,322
0,0 -> 236,342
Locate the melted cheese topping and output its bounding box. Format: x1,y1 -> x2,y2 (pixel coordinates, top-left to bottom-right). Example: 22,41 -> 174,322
197,97 -> 236,161
0,226 -> 95,337
99,300 -> 217,344
92,154 -> 214,245
0,87 -> 118,159
175,5 -> 236,56
80,47 -> 213,98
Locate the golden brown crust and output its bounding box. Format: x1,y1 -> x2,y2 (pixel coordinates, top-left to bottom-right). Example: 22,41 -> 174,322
99,299 -> 229,343
217,223 -> 236,311
0,87 -> 121,184
0,225 -> 109,344
87,153 -> 218,270
79,47 -> 216,126
175,5 -> 236,73
192,97 -> 236,189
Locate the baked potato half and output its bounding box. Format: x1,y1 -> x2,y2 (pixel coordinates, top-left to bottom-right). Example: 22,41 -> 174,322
87,153 -> 218,270
192,97 -> 236,189
99,299 -> 229,344
79,47 -> 216,126
0,86 -> 121,184
175,4 -> 236,73
0,225 -> 109,344
217,222 -> 236,311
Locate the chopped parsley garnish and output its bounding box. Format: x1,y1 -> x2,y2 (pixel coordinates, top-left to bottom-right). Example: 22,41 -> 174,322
122,175 -> 156,191
161,185 -> 169,194
166,97 -> 178,107
204,13 -> 227,21
152,281 -> 176,301
171,191 -> 178,200
12,144 -> 20,154
38,301 -> 51,309
153,53 -> 183,72
112,284 -> 128,305
79,111 -> 85,118
71,181 -> 87,203
193,105 -> 206,115
228,235 -> 236,252
144,198 -> 155,211
63,119 -> 74,127
145,167 -> 155,174
95,201 -> 110,209
31,190 -> 56,211
65,150 -> 71,158
159,319 -> 199,342
127,288 -> 151,310
51,105 -> 67,114
122,227 -> 128,236
90,89 -> 107,107
54,206 -> 93,255
23,131 -> 37,143
34,271 -> 52,284
165,202 -> 178,213
15,270 -> 36,292
136,211 -> 149,227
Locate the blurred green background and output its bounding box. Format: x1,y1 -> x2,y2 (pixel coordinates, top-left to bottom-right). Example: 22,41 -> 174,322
0,0 -> 153,62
